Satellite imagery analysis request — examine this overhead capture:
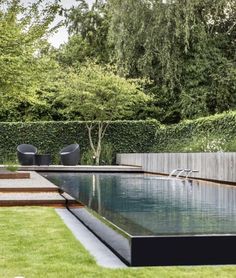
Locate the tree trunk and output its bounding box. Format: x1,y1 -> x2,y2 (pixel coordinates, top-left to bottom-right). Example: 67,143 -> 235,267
86,121 -> 109,166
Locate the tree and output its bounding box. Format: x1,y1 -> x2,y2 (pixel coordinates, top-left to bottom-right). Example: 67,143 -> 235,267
58,0 -> 111,66
57,63 -> 150,165
108,0 -> 236,122
0,0 -> 60,121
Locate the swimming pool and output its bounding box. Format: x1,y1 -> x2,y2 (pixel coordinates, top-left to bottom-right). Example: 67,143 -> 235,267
43,172 -> 236,266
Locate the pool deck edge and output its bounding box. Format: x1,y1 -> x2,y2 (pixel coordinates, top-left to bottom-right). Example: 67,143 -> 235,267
2,165 -> 144,172
55,208 -> 127,269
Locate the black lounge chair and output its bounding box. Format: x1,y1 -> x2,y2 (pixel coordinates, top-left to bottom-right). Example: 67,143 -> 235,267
17,144 -> 37,165
60,143 -> 80,166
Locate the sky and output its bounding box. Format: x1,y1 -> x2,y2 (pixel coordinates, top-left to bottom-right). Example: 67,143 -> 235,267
48,0 -> 95,48
48,0 -> 78,48
21,0 -> 95,48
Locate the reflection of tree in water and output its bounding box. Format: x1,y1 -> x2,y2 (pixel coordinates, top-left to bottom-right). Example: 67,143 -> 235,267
88,174 -> 102,214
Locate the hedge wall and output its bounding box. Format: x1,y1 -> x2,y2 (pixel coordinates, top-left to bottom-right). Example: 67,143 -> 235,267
0,120 -> 159,164
154,111 -> 236,152
2,112 -> 236,164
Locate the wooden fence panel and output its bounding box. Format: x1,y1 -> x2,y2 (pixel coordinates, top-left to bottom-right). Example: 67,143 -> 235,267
117,153 -> 236,183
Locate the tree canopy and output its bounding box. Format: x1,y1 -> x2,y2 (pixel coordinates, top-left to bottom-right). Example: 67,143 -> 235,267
0,0 -> 59,120
1,0 -> 236,163
108,0 -> 236,122
57,62 -> 150,164
58,0 -> 110,66
1,0 -> 236,125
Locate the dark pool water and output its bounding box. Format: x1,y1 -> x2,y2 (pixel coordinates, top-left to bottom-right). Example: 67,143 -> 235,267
43,172 -> 236,236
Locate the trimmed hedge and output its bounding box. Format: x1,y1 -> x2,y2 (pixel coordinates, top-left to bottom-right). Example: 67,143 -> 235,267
0,120 -> 159,164
154,111 -> 236,152
2,112 -> 236,164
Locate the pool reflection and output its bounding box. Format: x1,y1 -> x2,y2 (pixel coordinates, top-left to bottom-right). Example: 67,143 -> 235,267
44,172 -> 236,236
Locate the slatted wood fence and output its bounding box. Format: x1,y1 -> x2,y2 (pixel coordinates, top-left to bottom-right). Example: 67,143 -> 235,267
116,152 -> 236,183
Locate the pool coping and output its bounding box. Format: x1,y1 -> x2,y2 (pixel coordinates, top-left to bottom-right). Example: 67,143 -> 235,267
9,165 -> 143,172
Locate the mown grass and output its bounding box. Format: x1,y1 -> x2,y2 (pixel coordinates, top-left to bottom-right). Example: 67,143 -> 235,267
0,207 -> 235,278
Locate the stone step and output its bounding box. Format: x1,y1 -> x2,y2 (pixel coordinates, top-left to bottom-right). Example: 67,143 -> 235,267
0,192 -> 81,207
0,171 -> 58,193
0,187 -> 59,193
0,172 -> 30,179
0,171 -> 82,207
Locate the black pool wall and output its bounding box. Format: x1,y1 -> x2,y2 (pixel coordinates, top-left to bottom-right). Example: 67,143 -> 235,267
131,235 -> 236,266
69,207 -> 236,267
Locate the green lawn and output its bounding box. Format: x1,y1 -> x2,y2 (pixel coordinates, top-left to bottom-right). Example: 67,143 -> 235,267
0,207 -> 235,278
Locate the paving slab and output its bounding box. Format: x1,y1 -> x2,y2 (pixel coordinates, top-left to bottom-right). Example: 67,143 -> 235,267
0,192 -> 64,201
0,171 -> 58,192
0,192 -> 66,206
3,165 -> 143,172
56,208 -> 127,269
